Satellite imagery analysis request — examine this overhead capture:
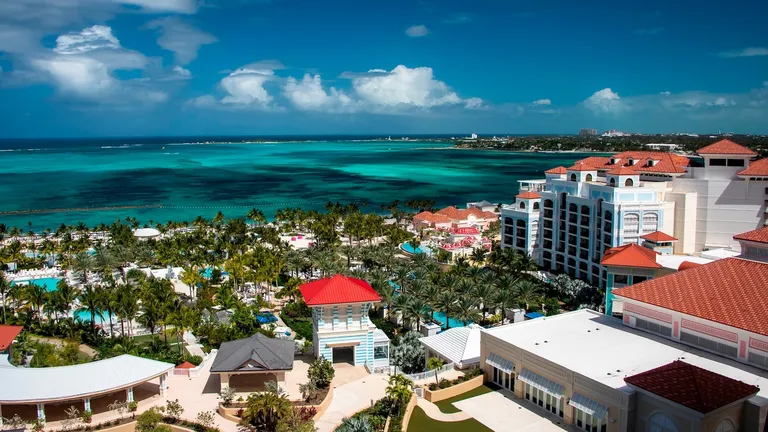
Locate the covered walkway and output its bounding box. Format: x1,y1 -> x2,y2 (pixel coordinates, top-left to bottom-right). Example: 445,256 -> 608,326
0,354 -> 173,425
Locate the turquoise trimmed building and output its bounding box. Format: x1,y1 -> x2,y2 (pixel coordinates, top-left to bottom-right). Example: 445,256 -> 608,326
299,275 -> 389,367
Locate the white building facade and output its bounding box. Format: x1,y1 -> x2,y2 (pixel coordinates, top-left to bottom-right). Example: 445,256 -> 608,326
501,140 -> 768,287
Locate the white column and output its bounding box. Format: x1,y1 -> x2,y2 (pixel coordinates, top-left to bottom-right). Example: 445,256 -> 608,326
36,403 -> 46,422
126,387 -> 134,403
83,398 -> 91,412
275,372 -> 286,392
0,404 -> 3,427
220,373 -> 230,390
160,373 -> 168,396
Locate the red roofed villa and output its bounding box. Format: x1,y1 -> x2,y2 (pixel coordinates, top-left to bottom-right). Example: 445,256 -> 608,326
299,275 -> 389,367
0,325 -> 23,355
412,204 -> 497,231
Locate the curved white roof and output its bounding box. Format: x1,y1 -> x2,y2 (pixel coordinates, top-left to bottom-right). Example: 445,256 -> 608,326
419,324 -> 481,367
133,228 -> 161,238
0,355 -> 173,403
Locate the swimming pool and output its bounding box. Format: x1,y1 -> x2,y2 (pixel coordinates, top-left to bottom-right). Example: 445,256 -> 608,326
432,311 -> 471,329
11,277 -> 62,292
401,243 -> 432,255
74,310 -> 108,325
201,267 -> 230,279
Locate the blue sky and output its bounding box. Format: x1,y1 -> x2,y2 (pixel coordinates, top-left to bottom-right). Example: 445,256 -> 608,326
0,0 -> 767,137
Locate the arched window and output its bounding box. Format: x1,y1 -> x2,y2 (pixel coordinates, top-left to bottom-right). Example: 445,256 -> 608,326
533,201 -> 540,210
604,210 -> 612,220
504,217 -> 513,225
715,420 -> 735,432
585,173 -> 593,182
570,173 -> 577,182
569,203 -> 578,212
516,219 -> 526,227
609,177 -> 616,187
623,213 -> 640,234
648,413 -> 680,432
519,201 -> 526,209
544,199 -> 553,209
625,178 -> 634,187
581,205 -> 590,215
642,213 -> 659,232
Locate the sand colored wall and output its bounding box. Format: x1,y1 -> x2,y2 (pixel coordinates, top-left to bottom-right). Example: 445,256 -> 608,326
216,385 -> 334,423
423,375 -> 484,403
77,421 -> 197,432
400,394 -> 418,432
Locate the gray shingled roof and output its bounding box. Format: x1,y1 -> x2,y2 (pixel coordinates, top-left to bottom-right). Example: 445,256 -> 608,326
211,334 -> 294,373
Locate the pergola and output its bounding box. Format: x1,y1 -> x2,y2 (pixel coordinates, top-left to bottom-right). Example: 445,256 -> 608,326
0,354 -> 173,425
210,334 -> 294,392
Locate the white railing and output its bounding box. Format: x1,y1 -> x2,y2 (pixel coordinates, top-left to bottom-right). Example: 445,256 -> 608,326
413,387 -> 424,399
181,349 -> 216,378
402,362 -> 455,382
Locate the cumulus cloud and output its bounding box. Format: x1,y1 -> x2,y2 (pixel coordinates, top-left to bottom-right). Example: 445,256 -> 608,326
351,65 -> 464,108
532,99 -> 551,105
719,47 -> 768,58
584,88 -> 625,113
283,74 -> 357,112
54,25 -> 120,54
219,67 -> 275,106
464,97 -> 484,109
405,25 -> 429,37
146,17 -> 216,65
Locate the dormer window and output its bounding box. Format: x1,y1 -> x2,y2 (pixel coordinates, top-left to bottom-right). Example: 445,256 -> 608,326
647,159 -> 657,167
610,158 -> 619,165
628,158 -> 636,166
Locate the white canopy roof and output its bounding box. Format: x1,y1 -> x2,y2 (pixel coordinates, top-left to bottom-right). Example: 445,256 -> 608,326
0,355 -> 173,403
133,228 -> 161,238
419,324 -> 481,367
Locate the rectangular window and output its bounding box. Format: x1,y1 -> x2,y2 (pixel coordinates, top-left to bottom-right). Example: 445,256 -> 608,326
709,158 -> 727,166
635,317 -> 673,337
748,351 -> 768,369
632,276 -> 648,284
374,346 -> 388,360
613,274 -> 629,284
727,159 -> 745,167
680,331 -> 737,358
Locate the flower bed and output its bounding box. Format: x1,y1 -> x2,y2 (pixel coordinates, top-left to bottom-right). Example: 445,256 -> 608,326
47,417 -> 218,432
423,375 -> 484,403
425,367 -> 482,392
218,386 -> 333,422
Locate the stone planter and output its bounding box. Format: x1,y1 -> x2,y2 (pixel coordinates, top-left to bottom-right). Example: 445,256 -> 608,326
423,375 -> 484,403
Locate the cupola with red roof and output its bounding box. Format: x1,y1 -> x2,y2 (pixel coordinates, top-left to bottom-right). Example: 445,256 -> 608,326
600,243 -> 662,269
514,191 -> 541,212
299,274 -> 381,306
544,165 -> 568,180
566,162 -> 597,183
605,166 -> 639,188
733,226 -> 768,262
696,139 -> 757,169
641,231 -> 677,255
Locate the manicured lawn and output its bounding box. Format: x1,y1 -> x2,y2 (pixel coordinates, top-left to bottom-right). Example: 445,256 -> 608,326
434,385 -> 494,414
407,406 -> 492,432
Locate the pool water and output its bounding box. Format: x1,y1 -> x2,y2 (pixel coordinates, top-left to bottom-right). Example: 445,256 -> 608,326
201,267 -> 230,279
432,311 -> 470,329
401,243 -> 432,255
74,310 -> 108,325
11,277 -> 62,292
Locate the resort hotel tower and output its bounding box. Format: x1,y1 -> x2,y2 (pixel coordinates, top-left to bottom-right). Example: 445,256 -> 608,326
501,139 -> 768,288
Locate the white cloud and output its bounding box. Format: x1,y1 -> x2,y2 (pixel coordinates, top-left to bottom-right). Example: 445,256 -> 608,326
710,97 -> 736,107
464,97 -> 484,109
188,94 -> 217,107
659,91 -> 671,95
283,74 -> 357,112
146,17 -> 216,65
584,88 -> 625,113
351,65 -> 463,108
719,47 -> 768,58
219,67 -> 275,106
405,25 -> 429,37
172,65 -> 191,77
54,25 -> 120,54
117,0 -> 197,14
532,99 -> 551,105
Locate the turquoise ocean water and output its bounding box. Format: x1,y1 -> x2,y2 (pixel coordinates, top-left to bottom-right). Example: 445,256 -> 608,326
0,138 -> 589,230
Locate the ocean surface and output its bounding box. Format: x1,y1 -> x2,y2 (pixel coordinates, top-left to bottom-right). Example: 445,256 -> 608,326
0,137 -> 589,230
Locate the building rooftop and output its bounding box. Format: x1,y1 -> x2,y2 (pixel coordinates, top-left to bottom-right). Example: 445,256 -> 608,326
568,151 -> 689,174
544,166 -> 567,174
567,162 -> 597,171
0,325 -> 23,351
677,261 -> 703,271
624,360 -> 760,413
654,254 -> 713,271
0,354 -> 173,403
419,324 -> 481,366
413,211 -> 453,224
516,191 -> 541,199
210,333 -> 295,373
737,158 -> 768,177
733,226 -> 768,245
299,274 -> 381,306
482,310 -> 768,396
605,166 -> 638,176
436,206 -> 497,221
601,243 -> 662,269
641,231 -> 678,242
696,139 -> 758,156
613,258 -> 768,336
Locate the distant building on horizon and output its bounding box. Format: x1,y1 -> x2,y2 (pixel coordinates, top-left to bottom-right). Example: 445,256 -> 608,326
602,129 -> 630,137
645,143 -> 681,152
579,128 -> 597,136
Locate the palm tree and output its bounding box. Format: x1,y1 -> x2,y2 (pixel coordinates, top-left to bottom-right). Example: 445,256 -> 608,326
454,296 -> 481,326
246,208 -> 267,227
393,265 -> 411,294
472,282 -> 494,324
25,282 -> 47,324
470,248 -> 487,266
73,251 -> 95,283
433,291 -> 458,330
0,276 -> 9,323
54,279 -> 80,320
76,284 -> 102,334
116,284 -> 139,336
386,374 -> 413,411
515,280 -> 543,311
165,306 -> 197,359
404,297 -> 429,330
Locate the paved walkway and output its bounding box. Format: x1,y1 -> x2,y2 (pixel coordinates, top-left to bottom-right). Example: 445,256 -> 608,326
415,398 -> 470,422
314,374 -> 389,432
453,391 -> 571,432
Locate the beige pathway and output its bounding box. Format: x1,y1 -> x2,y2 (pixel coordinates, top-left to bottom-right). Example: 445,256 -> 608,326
314,373 -> 389,432
454,391 -> 571,432
415,398 -> 470,421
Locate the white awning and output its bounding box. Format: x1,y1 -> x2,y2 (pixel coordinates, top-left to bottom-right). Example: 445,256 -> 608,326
519,368 -> 565,399
486,352 -> 514,374
569,393 -> 609,419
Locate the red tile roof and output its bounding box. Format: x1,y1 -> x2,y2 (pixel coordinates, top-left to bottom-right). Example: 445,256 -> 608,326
641,231 -> 678,242
413,211 -> 452,224
613,258 -> 768,336
606,166 -> 638,175
696,139 -> 757,156
435,206 -> 497,221
176,361 -> 196,369
571,151 -> 689,174
544,166 -> 567,174
300,274 -> 381,306
0,325 -> 23,351
600,243 -> 661,269
451,227 -> 480,235
733,226 -> 768,244
677,261 -> 702,272
738,158 -> 768,176
516,191 -> 541,199
567,162 -> 597,171
624,361 -> 759,413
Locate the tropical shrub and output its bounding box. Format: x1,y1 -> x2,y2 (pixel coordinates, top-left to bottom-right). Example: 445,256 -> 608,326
308,357 -> 335,389
390,331 -> 425,374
